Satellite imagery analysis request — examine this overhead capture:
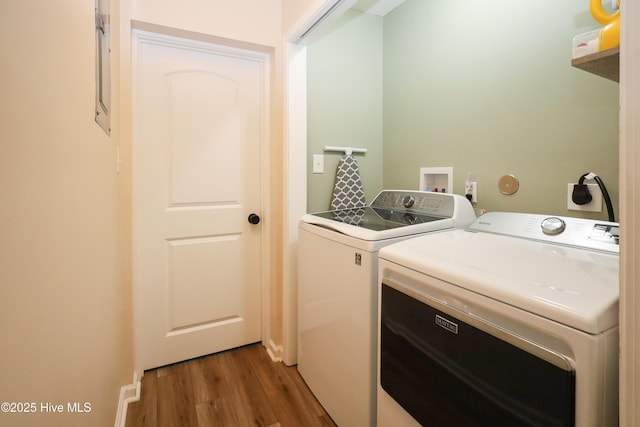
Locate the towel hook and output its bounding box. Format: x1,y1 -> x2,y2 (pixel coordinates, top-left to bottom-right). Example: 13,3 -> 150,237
323,146 -> 367,155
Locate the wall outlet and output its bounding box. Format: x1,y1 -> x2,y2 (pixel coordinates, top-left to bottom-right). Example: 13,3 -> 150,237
312,154 -> 324,174
567,183 -> 602,212
465,181 -> 477,203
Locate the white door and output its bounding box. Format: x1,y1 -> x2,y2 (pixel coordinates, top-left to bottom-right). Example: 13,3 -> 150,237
133,30 -> 268,370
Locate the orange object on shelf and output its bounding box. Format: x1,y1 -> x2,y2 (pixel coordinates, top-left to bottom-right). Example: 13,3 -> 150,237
590,0 -> 620,51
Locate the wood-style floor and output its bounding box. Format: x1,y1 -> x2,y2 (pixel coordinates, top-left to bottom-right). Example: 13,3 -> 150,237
125,343 -> 337,427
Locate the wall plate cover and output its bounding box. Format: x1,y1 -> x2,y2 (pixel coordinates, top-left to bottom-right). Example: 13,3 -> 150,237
567,183 -> 602,212
465,181 -> 477,203
312,154 -> 324,174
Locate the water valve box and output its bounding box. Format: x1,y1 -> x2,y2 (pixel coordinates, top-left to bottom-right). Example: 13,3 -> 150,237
419,167 -> 453,193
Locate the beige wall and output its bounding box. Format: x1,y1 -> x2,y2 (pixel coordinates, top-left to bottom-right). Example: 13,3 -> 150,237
0,1 -> 124,426
132,0 -> 282,46
0,1 -> 297,426
282,0 -> 320,35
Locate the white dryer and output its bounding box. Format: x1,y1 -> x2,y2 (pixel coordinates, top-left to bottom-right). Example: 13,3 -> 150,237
298,190 -> 476,427
377,212 -> 619,427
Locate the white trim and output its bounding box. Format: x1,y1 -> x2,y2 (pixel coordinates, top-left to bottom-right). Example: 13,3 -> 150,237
282,41 -> 308,366
289,0 -> 357,45
619,1 -> 640,425
114,372 -> 141,427
131,25 -> 144,385
259,50 -> 273,361
266,339 -> 284,362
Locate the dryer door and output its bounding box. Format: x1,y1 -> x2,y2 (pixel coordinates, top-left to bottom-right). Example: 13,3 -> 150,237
380,281 -> 576,427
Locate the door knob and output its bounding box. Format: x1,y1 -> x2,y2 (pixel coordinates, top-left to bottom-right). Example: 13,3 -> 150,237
248,213 -> 261,225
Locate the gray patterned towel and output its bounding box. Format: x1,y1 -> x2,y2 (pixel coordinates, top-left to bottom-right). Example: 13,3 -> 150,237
330,155 -> 366,210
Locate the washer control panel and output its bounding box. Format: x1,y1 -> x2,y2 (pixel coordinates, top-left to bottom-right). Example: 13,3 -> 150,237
469,212 -> 619,253
402,195 -> 416,208
371,190 -> 452,216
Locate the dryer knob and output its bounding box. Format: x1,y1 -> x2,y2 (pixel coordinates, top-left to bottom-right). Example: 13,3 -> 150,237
402,195 -> 415,208
541,217 -> 566,235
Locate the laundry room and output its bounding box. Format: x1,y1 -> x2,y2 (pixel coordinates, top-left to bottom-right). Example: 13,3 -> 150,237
1,0 -> 635,426
299,2 -> 622,424
306,0 -> 619,217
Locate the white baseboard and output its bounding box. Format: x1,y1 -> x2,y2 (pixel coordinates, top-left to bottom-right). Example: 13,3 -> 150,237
114,372 -> 141,427
266,339 -> 283,362
115,341 -> 281,427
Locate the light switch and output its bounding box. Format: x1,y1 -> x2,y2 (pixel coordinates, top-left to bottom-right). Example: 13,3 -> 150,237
313,154 -> 324,174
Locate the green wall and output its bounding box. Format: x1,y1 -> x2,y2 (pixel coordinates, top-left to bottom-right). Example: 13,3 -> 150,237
307,10 -> 383,213
383,0 -> 618,218
308,0 -> 619,219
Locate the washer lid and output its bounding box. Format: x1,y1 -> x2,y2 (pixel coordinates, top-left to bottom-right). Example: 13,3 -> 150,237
300,210 -> 455,241
300,190 -> 477,241
379,228 -> 619,335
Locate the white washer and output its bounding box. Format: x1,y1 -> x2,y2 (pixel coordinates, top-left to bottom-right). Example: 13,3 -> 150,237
298,190 -> 476,427
377,212 -> 619,427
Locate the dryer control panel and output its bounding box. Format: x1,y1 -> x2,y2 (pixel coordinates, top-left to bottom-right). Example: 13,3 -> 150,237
469,212 -> 619,254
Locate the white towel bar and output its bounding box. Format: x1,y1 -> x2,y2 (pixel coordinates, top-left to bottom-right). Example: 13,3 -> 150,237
324,146 -> 367,156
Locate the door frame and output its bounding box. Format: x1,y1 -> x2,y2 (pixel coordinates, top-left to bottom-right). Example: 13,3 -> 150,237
282,40 -> 307,365
130,23 -> 273,376
281,0 -> 357,366
619,2 -> 640,425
